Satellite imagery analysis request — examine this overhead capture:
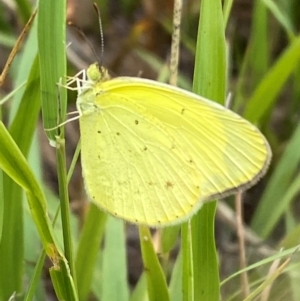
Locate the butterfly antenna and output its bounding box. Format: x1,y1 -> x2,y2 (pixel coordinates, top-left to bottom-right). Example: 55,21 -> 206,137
169,0 -> 183,86
93,3 -> 105,67
68,22 -> 102,65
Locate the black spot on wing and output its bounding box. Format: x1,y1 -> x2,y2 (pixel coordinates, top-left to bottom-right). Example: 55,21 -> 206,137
165,181 -> 174,189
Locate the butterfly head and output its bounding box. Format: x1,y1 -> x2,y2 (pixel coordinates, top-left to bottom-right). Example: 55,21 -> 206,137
87,63 -> 111,84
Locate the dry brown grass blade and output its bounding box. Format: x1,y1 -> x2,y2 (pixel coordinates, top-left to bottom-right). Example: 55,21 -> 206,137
0,8 -> 37,87
235,192 -> 250,297
244,256 -> 291,301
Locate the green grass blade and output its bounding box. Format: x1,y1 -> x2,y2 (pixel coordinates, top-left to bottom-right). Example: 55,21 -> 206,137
38,0 -> 67,142
249,0 -> 269,87
181,0 -> 226,299
261,0 -> 295,37
9,56 -> 40,153
251,122 -> 300,238
0,56 -> 40,299
130,273 -> 148,301
244,36 -> 300,123
75,204 -> 107,301
169,250 -> 183,301
0,121 -> 78,299
9,10 -> 38,122
0,121 -> 54,248
14,0 -> 32,23
38,1 -> 80,298
0,175 -> 23,300
23,250 -> 47,301
56,137 -> 77,287
192,206 -> 219,300
139,226 -> 170,301
221,246 -> 298,286
50,257 -> 78,301
192,0 -> 226,104
160,225 -> 180,254
102,217 -> 129,301
223,0 -> 233,28
0,162 -> 2,243
181,223 -> 193,300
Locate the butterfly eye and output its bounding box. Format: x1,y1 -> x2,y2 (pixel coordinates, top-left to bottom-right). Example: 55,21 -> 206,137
86,63 -> 111,83
87,63 -> 101,82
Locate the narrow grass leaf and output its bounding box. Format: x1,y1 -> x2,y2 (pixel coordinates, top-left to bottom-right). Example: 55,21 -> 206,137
193,0 -> 226,104
102,217 -> 129,301
38,0 -> 67,142
0,121 -> 54,247
9,13 -> 38,122
169,250 -> 183,301
50,258 -> 78,301
0,55 -> 40,299
251,122 -> 300,238
23,250 -> 47,301
0,163 -> 2,243
0,174 -> 23,300
76,204 -> 107,301
130,273 -> 148,301
13,0 -> 32,23
182,0 -> 226,300
192,205 -> 219,300
160,225 -> 180,254
243,258 -> 290,301
0,122 -> 78,299
244,36 -> 300,123
139,226 -> 170,301
181,222 -> 193,300
260,0 -> 295,37
249,0 -> 269,87
221,246 -> 299,286
223,0 -> 233,28
280,222 -> 300,249
9,56 -> 40,153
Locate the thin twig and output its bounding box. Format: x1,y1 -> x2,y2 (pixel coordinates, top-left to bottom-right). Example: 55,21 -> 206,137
216,201 -> 274,257
235,192 -> 250,297
0,9 -> 37,86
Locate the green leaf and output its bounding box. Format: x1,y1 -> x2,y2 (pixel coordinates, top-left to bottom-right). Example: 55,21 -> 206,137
251,122 -> 300,238
76,204 -> 107,301
102,217 -> 129,301
50,257 -> 78,301
181,0 -> 226,300
38,0 -> 67,142
244,36 -> 300,123
139,226 -> 170,301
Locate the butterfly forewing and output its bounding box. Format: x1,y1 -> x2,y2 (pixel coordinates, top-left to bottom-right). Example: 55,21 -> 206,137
79,89 -> 206,225
100,77 -> 270,191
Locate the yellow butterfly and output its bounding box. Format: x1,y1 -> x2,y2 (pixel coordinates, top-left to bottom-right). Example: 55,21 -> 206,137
73,63 -> 271,227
